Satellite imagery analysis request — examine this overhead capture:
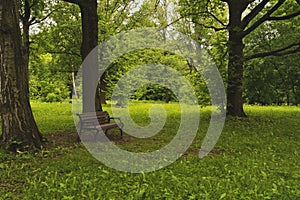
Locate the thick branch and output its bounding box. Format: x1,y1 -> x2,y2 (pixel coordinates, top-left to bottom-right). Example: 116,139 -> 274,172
267,10 -> 300,20
243,0 -> 285,37
245,42 -> 300,61
241,0 -> 270,29
62,0 -> 83,6
196,23 -> 227,31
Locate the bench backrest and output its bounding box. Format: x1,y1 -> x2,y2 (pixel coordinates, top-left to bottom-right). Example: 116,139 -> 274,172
77,111 -> 110,124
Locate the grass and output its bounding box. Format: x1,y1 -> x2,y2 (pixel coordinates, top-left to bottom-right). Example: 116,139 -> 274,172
0,102 -> 299,199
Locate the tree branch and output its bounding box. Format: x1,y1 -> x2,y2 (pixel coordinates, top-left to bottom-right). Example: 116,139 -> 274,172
29,0 -> 39,9
245,42 -> 300,61
243,0 -> 285,37
193,20 -> 227,32
162,15 -> 185,28
62,0 -> 82,6
47,50 -> 81,57
267,10 -> 300,20
30,7 -> 62,25
169,11 -> 228,31
241,0 -> 270,29
205,11 -> 227,27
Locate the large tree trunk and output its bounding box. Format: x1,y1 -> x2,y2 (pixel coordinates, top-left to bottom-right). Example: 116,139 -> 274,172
0,0 -> 43,152
79,1 -> 102,112
64,0 -> 102,112
226,0 -> 247,117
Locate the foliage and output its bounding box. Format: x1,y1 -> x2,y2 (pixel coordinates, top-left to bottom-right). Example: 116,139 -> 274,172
26,0 -> 300,105
244,54 -> 300,105
29,54 -> 71,102
243,7 -> 300,105
177,0 -> 300,116
28,2 -> 81,102
105,49 -> 210,106
0,102 -> 299,198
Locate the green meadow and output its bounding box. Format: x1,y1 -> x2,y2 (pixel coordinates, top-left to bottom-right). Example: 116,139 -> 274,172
0,102 -> 299,199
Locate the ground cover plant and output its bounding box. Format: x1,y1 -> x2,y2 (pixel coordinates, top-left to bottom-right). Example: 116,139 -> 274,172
0,102 -> 299,199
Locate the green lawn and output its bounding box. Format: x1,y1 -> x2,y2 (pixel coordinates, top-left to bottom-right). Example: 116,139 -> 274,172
0,102 -> 299,199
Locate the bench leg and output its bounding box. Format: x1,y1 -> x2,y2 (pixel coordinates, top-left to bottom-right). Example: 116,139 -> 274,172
77,126 -> 82,142
77,135 -> 81,142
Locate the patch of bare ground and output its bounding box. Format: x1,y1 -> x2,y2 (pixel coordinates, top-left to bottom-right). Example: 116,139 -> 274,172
43,131 -> 228,157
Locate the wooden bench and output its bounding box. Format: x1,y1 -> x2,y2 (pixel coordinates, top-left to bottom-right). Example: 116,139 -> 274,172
77,111 -> 123,139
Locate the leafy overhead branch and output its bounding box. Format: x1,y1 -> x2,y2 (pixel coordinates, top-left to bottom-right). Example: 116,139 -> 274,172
243,0 -> 285,37
267,10 -> 300,20
30,7 -> 62,25
245,42 -> 300,61
154,0 -> 160,11
168,10 -> 227,31
241,0 -> 270,29
162,15 -> 185,28
204,10 -> 227,27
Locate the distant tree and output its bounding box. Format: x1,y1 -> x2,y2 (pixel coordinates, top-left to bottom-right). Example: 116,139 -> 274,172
243,6 -> 300,105
179,0 -> 300,116
0,0 -> 43,152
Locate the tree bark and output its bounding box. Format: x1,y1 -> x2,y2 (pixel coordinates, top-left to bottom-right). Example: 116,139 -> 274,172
226,0 -> 247,117
165,88 -> 170,103
99,75 -> 106,105
0,0 -> 43,152
63,0 -> 102,112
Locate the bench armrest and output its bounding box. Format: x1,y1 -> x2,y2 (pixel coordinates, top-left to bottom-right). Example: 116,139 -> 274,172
109,117 -> 122,122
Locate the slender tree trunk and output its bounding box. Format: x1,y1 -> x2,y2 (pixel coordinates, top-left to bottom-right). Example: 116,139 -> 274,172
99,75 -> 106,105
72,72 -> 78,98
21,0 -> 31,67
0,0 -> 43,152
165,88 -> 170,103
226,1 -> 247,117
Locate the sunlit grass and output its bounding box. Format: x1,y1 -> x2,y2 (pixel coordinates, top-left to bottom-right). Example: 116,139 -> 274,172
30,101 -> 75,133
0,102 -> 299,199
